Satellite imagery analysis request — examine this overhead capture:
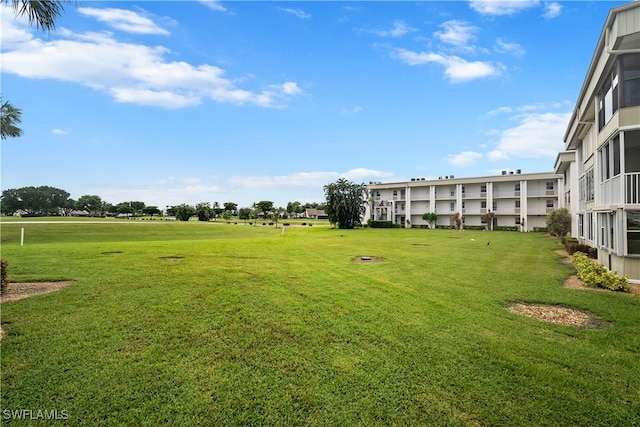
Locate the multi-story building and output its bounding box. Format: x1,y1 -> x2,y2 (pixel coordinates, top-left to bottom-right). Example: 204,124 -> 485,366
365,171 -> 562,232
556,1 -> 640,282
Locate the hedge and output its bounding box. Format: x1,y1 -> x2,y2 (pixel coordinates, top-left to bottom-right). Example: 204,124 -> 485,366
572,252 -> 630,292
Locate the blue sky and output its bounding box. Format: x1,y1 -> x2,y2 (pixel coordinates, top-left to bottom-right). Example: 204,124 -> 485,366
1,1 -> 629,209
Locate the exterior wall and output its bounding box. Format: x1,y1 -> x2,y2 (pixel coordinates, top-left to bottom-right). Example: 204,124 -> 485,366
366,172 -> 562,231
559,1 -> 640,282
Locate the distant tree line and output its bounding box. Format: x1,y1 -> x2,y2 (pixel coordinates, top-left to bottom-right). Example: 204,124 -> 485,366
0,185 -> 327,222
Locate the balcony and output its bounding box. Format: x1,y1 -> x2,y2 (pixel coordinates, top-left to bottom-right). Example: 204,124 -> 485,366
627,172 -> 640,204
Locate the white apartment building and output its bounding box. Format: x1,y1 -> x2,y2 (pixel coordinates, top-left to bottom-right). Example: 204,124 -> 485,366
556,1 -> 640,282
365,171 -> 562,232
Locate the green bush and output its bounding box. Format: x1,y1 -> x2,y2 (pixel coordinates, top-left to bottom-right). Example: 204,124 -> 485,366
565,242 -> 592,255
1,260 -> 7,295
370,221 -> 394,228
573,252 -> 630,292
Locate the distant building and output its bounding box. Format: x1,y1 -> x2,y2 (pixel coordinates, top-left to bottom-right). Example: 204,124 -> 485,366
556,1 -> 640,282
305,208 -> 328,219
365,171 -> 562,232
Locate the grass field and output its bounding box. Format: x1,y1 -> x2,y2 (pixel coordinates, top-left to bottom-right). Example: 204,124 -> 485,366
1,220 -> 639,426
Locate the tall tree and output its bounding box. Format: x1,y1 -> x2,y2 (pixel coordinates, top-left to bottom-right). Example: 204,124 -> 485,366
75,195 -> 103,216
0,186 -> 70,215
195,202 -> 212,222
223,202 -> 238,215
238,207 -> 251,225
254,201 -> 273,218
323,178 -> 368,229
173,204 -> 195,221
1,97 -> 23,140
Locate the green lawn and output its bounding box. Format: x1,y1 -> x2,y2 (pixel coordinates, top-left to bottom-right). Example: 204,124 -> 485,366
1,222 -> 638,426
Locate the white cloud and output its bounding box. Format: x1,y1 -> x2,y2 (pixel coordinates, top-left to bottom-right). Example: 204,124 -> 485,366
448,151 -> 483,167
486,106 -> 513,115
469,0 -> 540,16
488,112 -> 571,160
341,106 -> 363,115
374,21 -> 417,38
230,168 -> 394,189
51,129 -> 69,135
434,20 -> 479,50
543,2 -> 562,19
0,14 -> 301,109
78,7 -> 169,35
395,48 -> 503,82
198,1 -> 227,12
494,38 -> 526,56
278,7 -> 311,19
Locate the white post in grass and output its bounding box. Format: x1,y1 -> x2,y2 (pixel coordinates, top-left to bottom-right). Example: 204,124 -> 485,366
20,227 -> 24,246
282,226 -> 285,236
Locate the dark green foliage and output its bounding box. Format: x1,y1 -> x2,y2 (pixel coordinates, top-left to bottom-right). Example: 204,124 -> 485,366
422,212 -> 437,229
172,204 -> 195,221
546,208 -> 571,237
1,186 -> 71,215
565,242 -> 592,255
195,202 -> 212,222
1,96 -> 23,139
323,178 -> 367,229
75,194 -> 103,216
370,220 -> 394,228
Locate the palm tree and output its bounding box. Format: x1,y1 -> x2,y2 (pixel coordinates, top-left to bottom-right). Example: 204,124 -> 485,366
4,0 -> 71,32
1,97 -> 23,140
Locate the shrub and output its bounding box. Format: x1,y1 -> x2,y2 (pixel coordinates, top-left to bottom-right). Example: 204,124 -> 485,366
573,252 -> 630,292
1,260 -> 7,295
565,242 -> 592,255
370,221 -> 394,228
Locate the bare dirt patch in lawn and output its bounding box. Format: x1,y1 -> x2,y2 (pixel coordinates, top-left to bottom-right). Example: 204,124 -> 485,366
1,281 -> 72,303
508,302 -> 611,329
1,281 -> 73,340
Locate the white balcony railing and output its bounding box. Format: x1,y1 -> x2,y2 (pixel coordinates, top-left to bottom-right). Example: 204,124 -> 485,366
626,172 -> 640,204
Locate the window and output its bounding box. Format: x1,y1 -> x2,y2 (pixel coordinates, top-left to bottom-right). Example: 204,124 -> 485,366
578,214 -> 584,238
480,184 -> 487,194
492,201 -> 498,211
546,182 -> 554,191
514,183 -> 520,192
599,136 -> 621,181
599,63 -> 619,130
621,54 -> 640,108
628,211 -> 640,255
450,202 -> 455,212
587,212 -> 594,241
481,201 -> 487,209
515,217 -> 521,225
625,130 -> 640,173
599,212 -> 616,251
581,168 -> 595,202
546,200 -> 554,209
